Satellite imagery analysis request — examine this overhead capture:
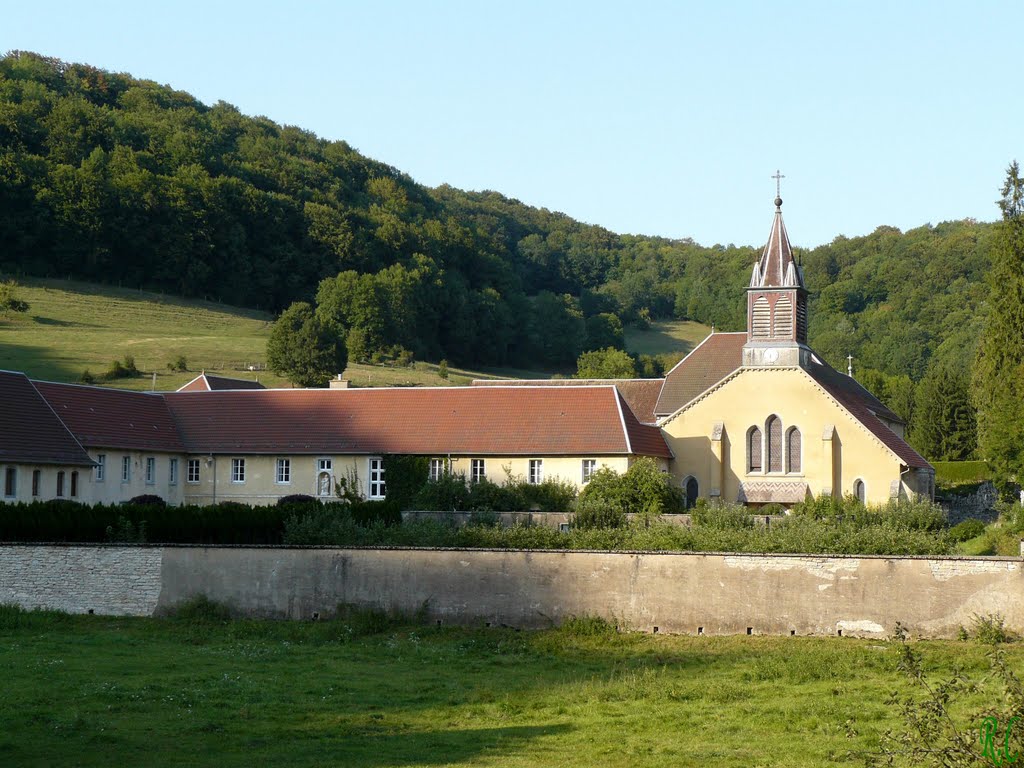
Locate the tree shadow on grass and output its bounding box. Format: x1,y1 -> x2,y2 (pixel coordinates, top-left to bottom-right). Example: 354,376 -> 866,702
312,723 -> 572,766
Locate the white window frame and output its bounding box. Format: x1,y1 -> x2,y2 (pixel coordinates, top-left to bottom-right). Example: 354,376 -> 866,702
317,457 -> 333,472
528,459 -> 543,485
471,458 -> 486,484
276,457 -> 291,484
95,454 -> 106,483
581,459 -> 597,484
121,456 -> 131,483
231,458 -> 246,484
3,467 -> 16,498
368,457 -> 385,500
428,458 -> 448,482
187,458 -> 201,484
145,457 -> 156,485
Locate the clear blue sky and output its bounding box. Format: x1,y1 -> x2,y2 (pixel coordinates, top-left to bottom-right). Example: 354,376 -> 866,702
4,1 -> 1021,247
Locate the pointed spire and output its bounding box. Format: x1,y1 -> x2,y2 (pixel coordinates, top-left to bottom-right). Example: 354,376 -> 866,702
749,191 -> 803,289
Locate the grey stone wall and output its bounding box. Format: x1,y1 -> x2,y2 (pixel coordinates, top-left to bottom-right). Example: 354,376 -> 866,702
0,545 -> 163,616
1,544 -> 1022,638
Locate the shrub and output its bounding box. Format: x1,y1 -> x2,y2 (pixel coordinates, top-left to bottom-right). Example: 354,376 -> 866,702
106,516 -> 146,543
573,492 -> 626,530
127,494 -> 166,506
415,472 -> 470,511
971,613 -> 1015,645
574,458 -> 683,526
947,518 -> 986,542
277,494 -> 317,507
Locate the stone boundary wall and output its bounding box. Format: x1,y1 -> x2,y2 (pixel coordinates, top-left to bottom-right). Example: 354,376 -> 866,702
0,545 -> 163,616
1,544 -> 1022,638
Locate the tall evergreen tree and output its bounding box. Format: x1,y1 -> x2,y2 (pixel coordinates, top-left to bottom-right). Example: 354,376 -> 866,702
973,162 -> 1024,480
908,360 -> 976,461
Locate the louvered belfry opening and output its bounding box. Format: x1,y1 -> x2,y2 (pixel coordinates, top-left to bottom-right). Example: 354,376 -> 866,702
796,299 -> 808,343
787,427 -> 802,473
748,426 -> 762,472
766,416 -> 782,472
751,296 -> 771,338
773,295 -> 793,338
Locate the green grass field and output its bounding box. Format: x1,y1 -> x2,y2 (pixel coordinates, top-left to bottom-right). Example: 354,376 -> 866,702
0,278 -> 548,390
0,607 -> 1013,767
623,319 -> 712,358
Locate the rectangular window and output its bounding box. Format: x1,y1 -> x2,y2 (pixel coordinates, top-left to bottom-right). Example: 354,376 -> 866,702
581,459 -> 597,484
145,457 -> 156,485
31,470 -> 40,497
70,471 -> 78,498
428,458 -> 447,482
471,459 -> 486,484
3,467 -> 16,498
231,458 -> 245,484
121,456 -> 131,483
169,458 -> 178,485
187,459 -> 200,484
276,458 -> 291,484
56,471 -> 65,497
528,459 -> 543,485
318,457 -> 332,472
368,457 -> 385,499
95,454 -> 106,482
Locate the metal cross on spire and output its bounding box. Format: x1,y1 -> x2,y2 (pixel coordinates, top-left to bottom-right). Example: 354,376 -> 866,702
772,169 -> 785,199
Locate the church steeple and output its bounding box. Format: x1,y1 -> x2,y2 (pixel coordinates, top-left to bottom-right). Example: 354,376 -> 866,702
743,179 -> 810,368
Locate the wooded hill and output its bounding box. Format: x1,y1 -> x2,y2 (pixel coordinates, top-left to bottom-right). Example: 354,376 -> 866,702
0,52 -> 996,391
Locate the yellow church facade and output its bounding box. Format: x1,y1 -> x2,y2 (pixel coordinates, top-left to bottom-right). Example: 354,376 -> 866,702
654,194 -> 933,506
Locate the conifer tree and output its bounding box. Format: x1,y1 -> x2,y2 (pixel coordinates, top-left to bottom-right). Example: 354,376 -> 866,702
973,162 -> 1024,480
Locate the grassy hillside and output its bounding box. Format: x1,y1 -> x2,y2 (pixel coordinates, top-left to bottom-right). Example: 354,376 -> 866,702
623,319 -> 711,359
0,278 -> 547,390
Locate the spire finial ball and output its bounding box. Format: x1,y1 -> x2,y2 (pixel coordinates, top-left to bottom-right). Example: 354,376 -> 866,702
774,196 -> 783,209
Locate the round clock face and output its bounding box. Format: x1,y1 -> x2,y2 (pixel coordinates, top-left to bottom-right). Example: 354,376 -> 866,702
764,348 -> 780,364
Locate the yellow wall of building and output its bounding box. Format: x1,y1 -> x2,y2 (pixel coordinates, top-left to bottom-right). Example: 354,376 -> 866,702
660,367 -> 916,506
179,454 -> 649,506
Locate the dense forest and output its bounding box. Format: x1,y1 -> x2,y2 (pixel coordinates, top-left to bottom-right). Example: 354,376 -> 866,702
0,53 -> 1004,460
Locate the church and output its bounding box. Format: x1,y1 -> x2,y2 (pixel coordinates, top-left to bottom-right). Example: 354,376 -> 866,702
0,196 -> 932,509
651,194 -> 933,506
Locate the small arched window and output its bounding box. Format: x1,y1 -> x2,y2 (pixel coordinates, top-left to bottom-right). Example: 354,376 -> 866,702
766,416 -> 783,473
853,479 -> 866,504
786,427 -> 802,473
683,477 -> 699,509
747,426 -> 762,473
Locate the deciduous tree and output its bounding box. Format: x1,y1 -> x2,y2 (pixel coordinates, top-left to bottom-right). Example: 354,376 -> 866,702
267,302 -> 347,388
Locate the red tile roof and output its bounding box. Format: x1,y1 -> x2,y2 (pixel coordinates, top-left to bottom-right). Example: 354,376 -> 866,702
177,373 -> 266,391
472,378 -> 665,424
0,371 -> 93,466
804,358 -> 931,470
655,333 -> 746,417
34,381 -> 185,453
164,385 -> 672,458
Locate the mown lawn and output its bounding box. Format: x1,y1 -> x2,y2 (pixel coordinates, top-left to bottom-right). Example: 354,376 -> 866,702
0,608 -> 1011,767
0,278 -> 548,390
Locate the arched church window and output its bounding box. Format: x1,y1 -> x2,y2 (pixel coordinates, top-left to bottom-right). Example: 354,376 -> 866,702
853,479 -> 866,505
683,476 -> 698,509
773,295 -> 792,338
751,297 -> 770,338
766,416 -> 783,473
747,426 -> 762,473
786,426 -> 802,473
